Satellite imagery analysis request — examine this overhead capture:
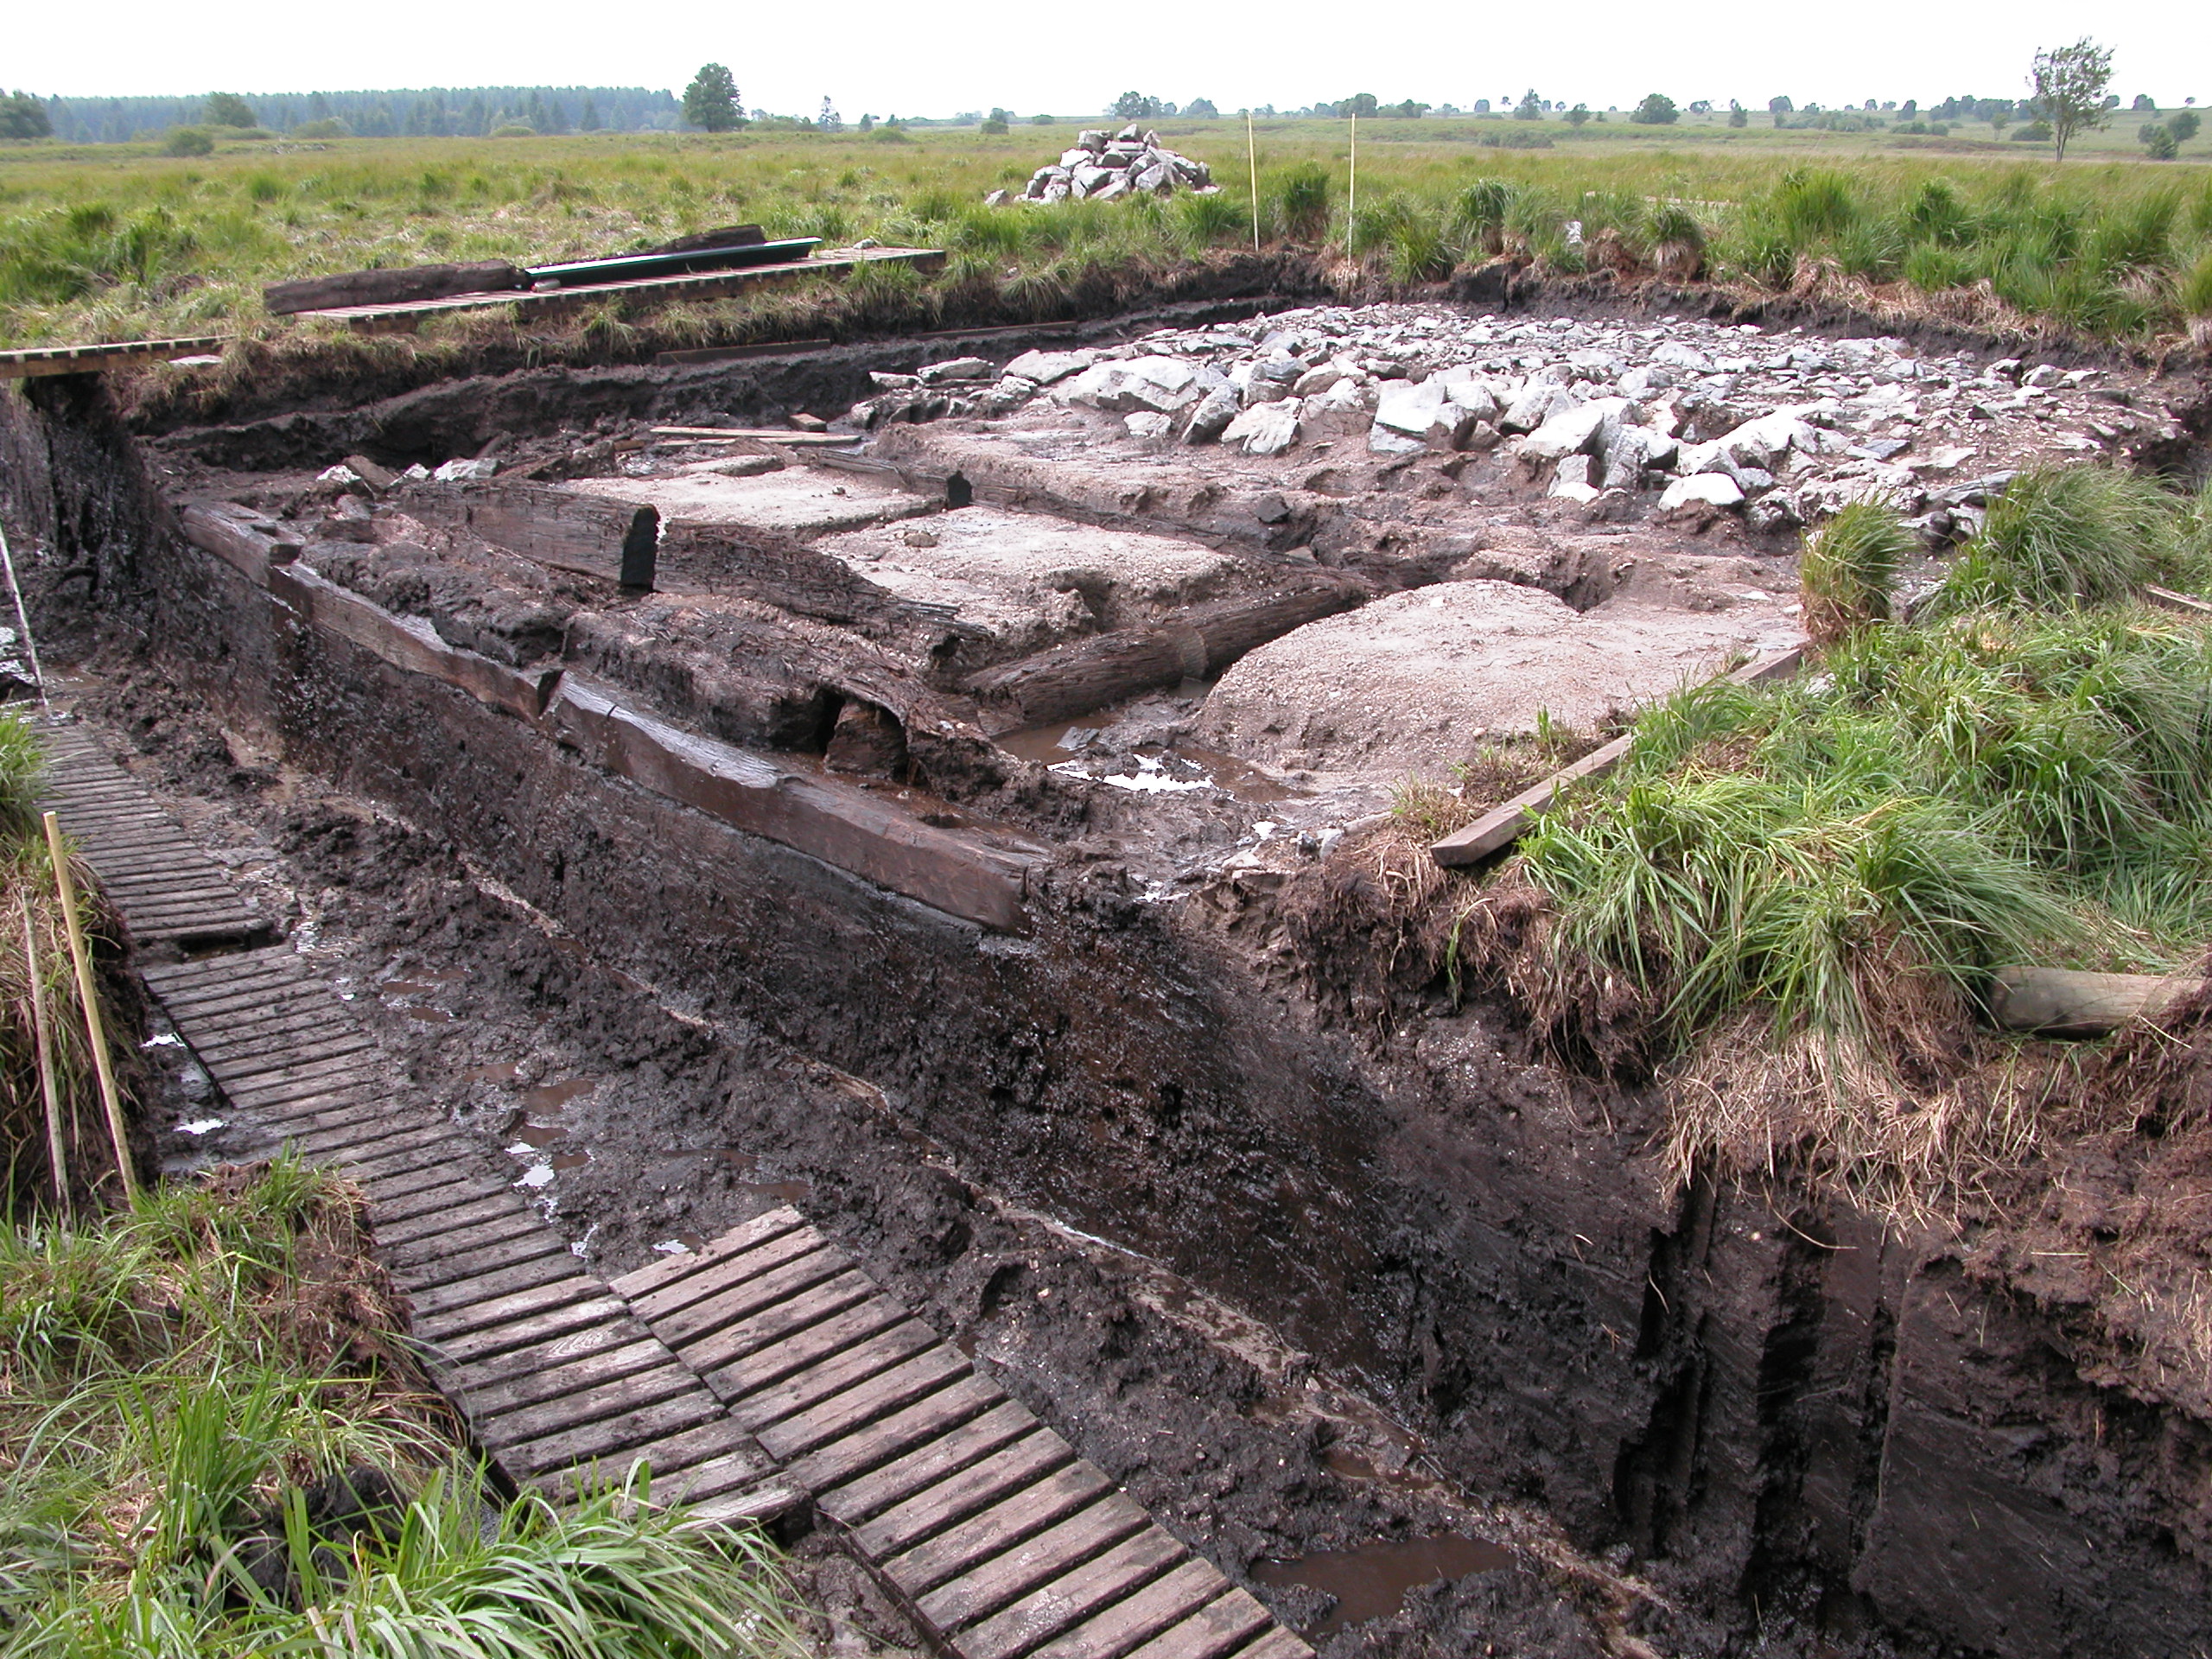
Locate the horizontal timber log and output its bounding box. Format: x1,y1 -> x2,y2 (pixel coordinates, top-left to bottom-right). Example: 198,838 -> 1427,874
967,577 -> 1369,733
397,480 -> 658,590
1986,967 -> 2209,1037
263,261 -> 528,316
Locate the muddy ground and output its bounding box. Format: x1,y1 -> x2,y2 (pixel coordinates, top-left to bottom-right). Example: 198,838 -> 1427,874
11,276 -> 2212,1659
97,673 -> 1714,1659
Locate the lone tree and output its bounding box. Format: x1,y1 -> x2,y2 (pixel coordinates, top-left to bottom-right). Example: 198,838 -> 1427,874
1567,103 -> 1591,126
683,64 -> 742,132
1769,94 -> 1794,127
1632,92 -> 1681,125
2029,37 -> 2113,161
203,92 -> 256,128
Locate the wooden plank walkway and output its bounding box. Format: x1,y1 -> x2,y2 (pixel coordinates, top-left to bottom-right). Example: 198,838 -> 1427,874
40,721 -> 1310,1657
613,1216 -> 1310,1659
40,726 -> 267,945
0,335 -> 227,380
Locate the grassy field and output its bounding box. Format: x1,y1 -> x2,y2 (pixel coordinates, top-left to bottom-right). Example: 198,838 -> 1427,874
2,116 -> 2209,353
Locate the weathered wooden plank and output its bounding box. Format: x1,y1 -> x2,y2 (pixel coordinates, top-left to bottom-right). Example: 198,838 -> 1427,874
916,1494 -> 1153,1631
1431,645 -> 1804,869
385,1212 -> 560,1282
1026,1560 -> 1235,1659
785,1374 -> 1007,1498
472,1361 -> 702,1447
754,1347 -> 973,1461
882,1464 -> 1115,1599
498,1392 -> 728,1479
438,1313 -> 651,1391
416,1287 -> 626,1358
0,334 -> 227,379
456,1338 -> 672,1421
681,1268 -> 879,1379
607,1207 -> 810,1301
264,261 -> 527,315
728,1321 -> 942,1430
1986,965 -> 2208,1036
407,1255 -> 591,1323
651,1245 -> 851,1352
627,1224 -> 832,1325
376,1189 -> 532,1247
817,1399 -> 1039,1529
1221,1628 -> 1313,1659
854,1428 -> 1077,1560
1116,1590 -> 1276,1659
702,1294 -> 911,1403
960,1526 -> 1191,1659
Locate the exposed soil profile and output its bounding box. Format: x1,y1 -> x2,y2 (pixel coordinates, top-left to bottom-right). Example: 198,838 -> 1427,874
6,283 -> 2211,1659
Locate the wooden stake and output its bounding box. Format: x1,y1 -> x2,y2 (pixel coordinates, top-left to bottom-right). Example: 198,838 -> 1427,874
1348,111 -> 1357,238
19,887 -> 69,1217
42,811 -> 136,1203
1246,111 -> 1261,252
0,524 -> 48,711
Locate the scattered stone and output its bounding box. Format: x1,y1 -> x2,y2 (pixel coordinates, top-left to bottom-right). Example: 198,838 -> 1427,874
1062,356 -> 1206,415
1124,411 -> 1174,442
1223,401 -> 1300,457
1659,473 -> 1747,520
1182,386 -> 1241,445
1002,349 -> 1095,385
433,456 -> 499,483
918,357 -> 994,385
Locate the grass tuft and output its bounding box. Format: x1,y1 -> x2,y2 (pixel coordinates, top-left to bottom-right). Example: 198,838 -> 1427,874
1800,499 -> 1915,645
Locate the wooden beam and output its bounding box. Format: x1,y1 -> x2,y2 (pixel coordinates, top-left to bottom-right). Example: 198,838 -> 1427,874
263,261 -> 527,316
968,578 -> 1370,733
1431,645 -> 1805,868
1986,966 -> 2208,1037
651,427 -> 861,447
397,480 -> 658,590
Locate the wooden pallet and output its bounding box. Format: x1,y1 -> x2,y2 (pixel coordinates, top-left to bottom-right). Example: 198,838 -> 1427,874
613,1215 -> 1310,1659
39,728 -> 268,945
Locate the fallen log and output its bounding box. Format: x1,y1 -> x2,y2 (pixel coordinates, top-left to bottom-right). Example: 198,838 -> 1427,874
1986,967 -> 2209,1037
396,480 -> 658,590
181,502 -> 301,584
1431,645 -> 1805,868
264,261 -> 527,316
969,577 -> 1368,733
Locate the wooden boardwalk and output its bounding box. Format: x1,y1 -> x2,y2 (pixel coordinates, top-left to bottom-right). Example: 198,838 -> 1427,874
39,721 -> 1311,1658
614,1215 -> 1308,1659
41,726 -> 266,945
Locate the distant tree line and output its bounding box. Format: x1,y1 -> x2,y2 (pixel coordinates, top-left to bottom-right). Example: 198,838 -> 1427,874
31,86 -> 682,143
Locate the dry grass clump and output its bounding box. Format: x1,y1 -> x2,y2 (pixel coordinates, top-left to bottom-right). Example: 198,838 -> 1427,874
1446,467 -> 2212,1217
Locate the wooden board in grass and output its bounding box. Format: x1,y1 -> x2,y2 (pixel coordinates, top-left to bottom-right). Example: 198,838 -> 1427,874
1431,645 -> 1804,868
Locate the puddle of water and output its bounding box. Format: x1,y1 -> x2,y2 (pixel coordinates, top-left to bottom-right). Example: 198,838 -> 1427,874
550,1150 -> 592,1172
512,1120 -> 567,1150
1174,745 -> 1300,804
1252,1534 -> 1516,1640
467,1063 -> 521,1084
524,1077 -> 597,1114
997,721 -> 1103,765
402,1006 -> 454,1023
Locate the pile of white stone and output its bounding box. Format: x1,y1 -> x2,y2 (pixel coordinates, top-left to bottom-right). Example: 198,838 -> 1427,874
991,125 -> 1217,206
855,305 -> 2171,538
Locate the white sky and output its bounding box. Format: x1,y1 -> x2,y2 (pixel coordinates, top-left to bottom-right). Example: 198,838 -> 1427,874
13,0 -> 2209,117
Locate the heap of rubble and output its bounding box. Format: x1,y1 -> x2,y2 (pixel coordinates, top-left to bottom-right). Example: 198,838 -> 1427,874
849,305 -> 2169,540
991,125 -> 1217,206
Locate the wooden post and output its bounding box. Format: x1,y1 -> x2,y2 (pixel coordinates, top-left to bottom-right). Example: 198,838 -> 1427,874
42,812 -> 136,1203
1247,111 -> 1261,252
19,888 -> 68,1217
0,524 -> 48,710
1348,112 -> 1357,240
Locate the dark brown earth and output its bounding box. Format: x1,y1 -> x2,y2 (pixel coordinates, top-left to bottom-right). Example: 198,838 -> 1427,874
9,285 -> 2212,1659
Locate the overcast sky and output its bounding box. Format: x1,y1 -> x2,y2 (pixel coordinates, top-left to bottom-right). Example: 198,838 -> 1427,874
14,0 -> 2209,117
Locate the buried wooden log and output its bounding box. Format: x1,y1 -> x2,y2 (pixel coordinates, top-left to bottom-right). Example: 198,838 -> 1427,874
1432,646 -> 1805,868
396,480 -> 658,590
181,503 -> 302,585
967,577 -> 1370,734
1986,966 -> 2209,1037
262,261 -> 529,316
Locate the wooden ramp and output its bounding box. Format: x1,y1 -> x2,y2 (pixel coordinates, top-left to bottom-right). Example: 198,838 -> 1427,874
613,1216 -> 1310,1659
40,726 -> 267,945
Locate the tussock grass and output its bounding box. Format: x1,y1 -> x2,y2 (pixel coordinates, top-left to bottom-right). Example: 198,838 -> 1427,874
1799,499 -> 1914,644
1447,466 -> 2212,1214
2,1160 -> 811,1657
